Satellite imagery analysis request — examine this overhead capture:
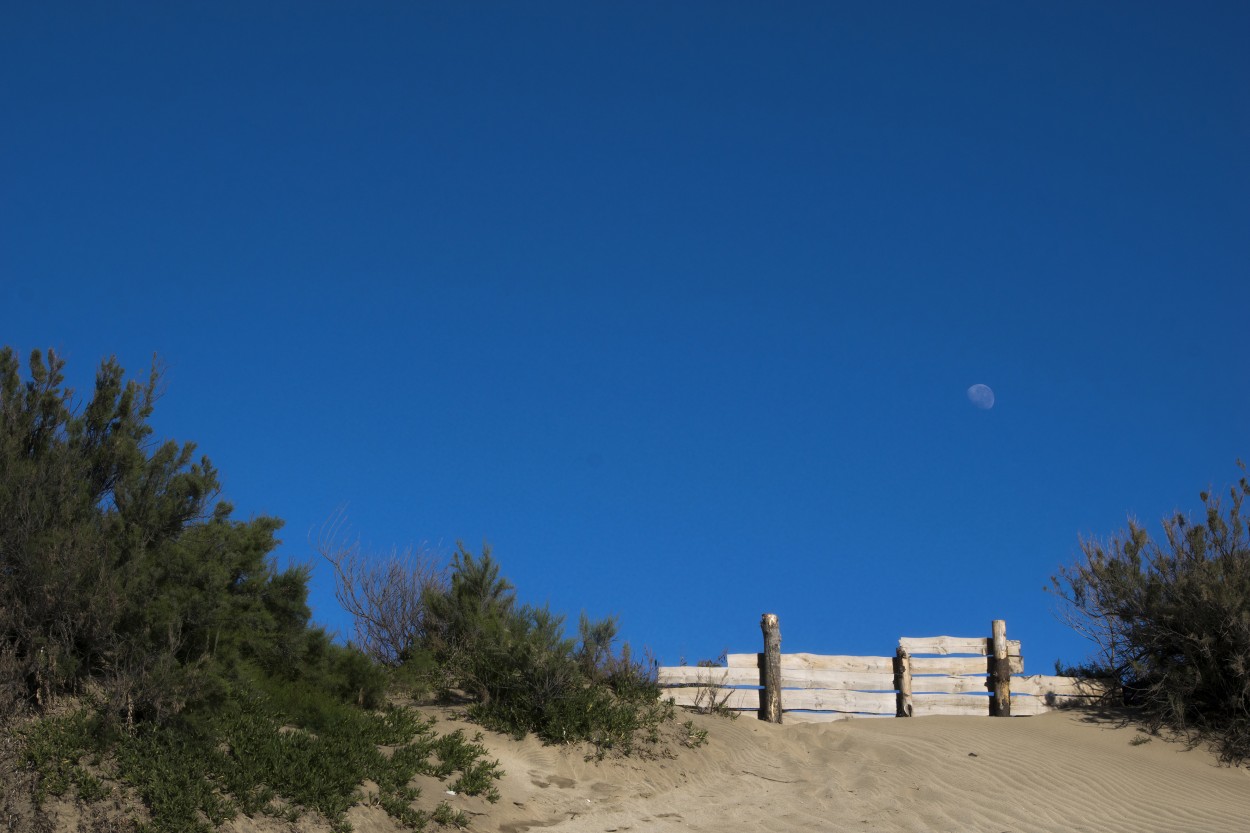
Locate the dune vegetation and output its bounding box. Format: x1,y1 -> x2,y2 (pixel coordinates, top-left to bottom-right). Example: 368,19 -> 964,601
4,346 -> 1247,832
0,348 -> 678,832
1051,462 -> 1250,763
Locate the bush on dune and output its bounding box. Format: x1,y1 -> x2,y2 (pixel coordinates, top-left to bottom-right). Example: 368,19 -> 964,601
1052,464 -> 1250,763
409,546 -> 670,756
0,347 -> 501,832
2,345 -> 679,832
0,346 -> 375,722
321,533 -> 674,757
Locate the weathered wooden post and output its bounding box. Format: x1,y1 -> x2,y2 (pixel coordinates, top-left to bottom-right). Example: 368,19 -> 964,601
894,645 -> 913,717
760,613 -> 783,724
989,619 -> 1012,716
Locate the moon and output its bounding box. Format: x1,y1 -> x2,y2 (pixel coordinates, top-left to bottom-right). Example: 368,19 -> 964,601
967,384 -> 995,410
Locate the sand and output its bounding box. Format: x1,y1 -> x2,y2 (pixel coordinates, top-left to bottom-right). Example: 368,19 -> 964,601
14,706 -> 1246,832
397,708 -> 1250,833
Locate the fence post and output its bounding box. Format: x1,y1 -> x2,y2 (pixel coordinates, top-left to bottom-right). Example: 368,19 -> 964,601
989,619 -> 1012,716
894,645 -> 913,717
760,613 -> 783,724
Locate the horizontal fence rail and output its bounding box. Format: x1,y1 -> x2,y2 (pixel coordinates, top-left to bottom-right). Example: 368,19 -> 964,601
657,617 -> 1109,723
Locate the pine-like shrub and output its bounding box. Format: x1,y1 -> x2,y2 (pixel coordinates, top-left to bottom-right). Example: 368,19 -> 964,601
1052,466 -> 1250,762
419,548 -> 667,753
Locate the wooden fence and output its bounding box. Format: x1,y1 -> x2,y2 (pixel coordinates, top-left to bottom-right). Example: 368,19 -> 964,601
658,616 -> 1108,723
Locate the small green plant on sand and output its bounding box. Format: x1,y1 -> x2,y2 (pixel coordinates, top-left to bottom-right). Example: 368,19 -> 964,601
679,720 -> 708,749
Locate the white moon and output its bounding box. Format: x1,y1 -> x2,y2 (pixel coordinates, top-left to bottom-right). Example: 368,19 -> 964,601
967,384 -> 995,410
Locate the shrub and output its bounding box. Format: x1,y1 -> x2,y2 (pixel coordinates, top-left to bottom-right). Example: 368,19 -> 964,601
414,548 -> 670,754
0,347 -> 218,716
1051,465 -> 1250,762
2,347 -> 498,829
0,347 -> 335,725
316,512 -> 448,667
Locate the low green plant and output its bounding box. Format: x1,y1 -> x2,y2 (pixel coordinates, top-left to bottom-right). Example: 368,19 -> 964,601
431,801 -> 468,827
114,722 -> 234,833
20,709 -> 111,804
22,676 -> 503,833
679,720 -> 709,749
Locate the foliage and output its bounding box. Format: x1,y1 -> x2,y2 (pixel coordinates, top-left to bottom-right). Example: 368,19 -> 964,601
1051,466 -> 1250,762
4,345 -> 683,832
3,347 -> 500,830
22,686 -> 502,833
1052,659 -> 1118,679
421,545 -> 522,703
0,346 -> 341,723
678,719 -> 709,748
418,547 -> 672,756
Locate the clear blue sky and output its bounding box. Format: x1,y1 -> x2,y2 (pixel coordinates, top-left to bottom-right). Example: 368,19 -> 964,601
3,2 -> 1247,673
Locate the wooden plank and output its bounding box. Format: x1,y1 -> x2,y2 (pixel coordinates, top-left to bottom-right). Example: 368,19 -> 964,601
911,655 -> 1023,675
726,653 -> 762,668
1010,693 -> 1102,713
781,711 -> 896,724
666,686 -> 900,715
911,702 -> 994,717
779,669 -> 896,690
908,693 -> 991,709
908,675 -> 993,694
1010,675 -> 1110,698
657,667 -> 760,686
660,673 -> 1100,716
727,652 -> 1021,676
1004,696 -> 1050,716
657,691 -> 1088,717
664,687 -> 761,710
779,711 -> 853,724
781,689 -> 897,714
899,636 -> 989,656
899,636 -> 1022,656
726,653 -> 896,673
909,694 -> 1055,717
663,667 -> 1037,694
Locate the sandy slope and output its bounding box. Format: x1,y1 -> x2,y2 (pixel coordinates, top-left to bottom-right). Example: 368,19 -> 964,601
417,708 -> 1250,833
15,706 -> 1245,832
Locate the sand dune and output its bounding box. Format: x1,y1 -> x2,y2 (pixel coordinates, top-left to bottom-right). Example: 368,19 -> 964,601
400,708 -> 1250,833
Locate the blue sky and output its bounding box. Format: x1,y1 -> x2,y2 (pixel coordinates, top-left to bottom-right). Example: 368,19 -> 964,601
3,2 -> 1248,672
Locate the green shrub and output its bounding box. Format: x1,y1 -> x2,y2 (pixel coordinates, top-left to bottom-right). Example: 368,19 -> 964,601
416,548 -> 670,755
0,347 -> 347,726
1051,464 -> 1250,762
3,348 -> 508,829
